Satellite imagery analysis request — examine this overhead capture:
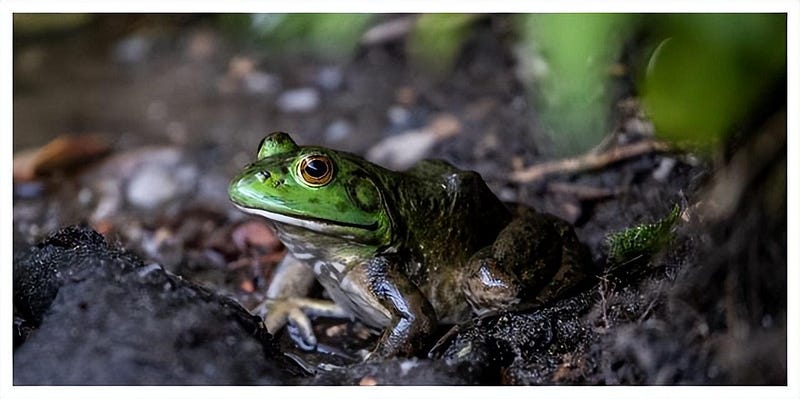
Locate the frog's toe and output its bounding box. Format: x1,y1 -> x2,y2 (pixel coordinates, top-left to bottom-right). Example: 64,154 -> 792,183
285,307 -> 318,350
259,299 -> 314,335
254,297 -> 352,352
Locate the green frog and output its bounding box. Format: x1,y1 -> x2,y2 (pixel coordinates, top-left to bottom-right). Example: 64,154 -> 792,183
228,132 -> 593,359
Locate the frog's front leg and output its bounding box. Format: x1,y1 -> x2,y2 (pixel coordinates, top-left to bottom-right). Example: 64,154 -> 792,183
344,255 -> 437,359
254,254 -> 350,349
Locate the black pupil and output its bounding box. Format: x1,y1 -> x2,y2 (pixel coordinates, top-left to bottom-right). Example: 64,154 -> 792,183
305,159 -> 328,178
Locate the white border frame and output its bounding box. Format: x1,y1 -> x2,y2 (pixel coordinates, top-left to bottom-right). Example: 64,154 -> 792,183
2,1 -> 797,399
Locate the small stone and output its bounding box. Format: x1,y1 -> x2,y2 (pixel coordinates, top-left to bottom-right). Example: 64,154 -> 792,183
239,279 -> 255,293
324,119 -> 352,142
498,187 -> 518,202
186,30 -> 217,61
244,71 -> 279,94
366,130 -> 438,170
277,88 -> 320,113
316,66 -> 343,90
112,36 -> 151,64
13,181 -> 45,199
367,113 -> 461,170
78,187 -> 93,205
652,157 -> 676,181
387,106 -> 410,127
126,165 -> 179,209
228,56 -> 255,78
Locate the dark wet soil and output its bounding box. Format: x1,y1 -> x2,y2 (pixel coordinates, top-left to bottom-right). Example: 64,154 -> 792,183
12,15 -> 786,385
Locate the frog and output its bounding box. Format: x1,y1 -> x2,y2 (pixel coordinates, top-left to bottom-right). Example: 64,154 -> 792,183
228,132 -> 594,359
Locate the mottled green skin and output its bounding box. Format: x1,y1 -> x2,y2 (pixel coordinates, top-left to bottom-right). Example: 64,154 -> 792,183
229,132 -> 592,357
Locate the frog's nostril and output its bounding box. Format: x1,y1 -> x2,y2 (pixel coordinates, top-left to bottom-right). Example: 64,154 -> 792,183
255,171 -> 271,182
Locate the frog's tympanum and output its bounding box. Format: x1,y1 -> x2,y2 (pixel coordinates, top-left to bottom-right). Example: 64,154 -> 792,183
229,132 -> 593,359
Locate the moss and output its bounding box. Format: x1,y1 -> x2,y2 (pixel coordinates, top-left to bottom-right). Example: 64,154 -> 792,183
605,204 -> 680,269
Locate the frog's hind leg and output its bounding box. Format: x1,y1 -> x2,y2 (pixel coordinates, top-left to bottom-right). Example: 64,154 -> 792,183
253,254 -> 351,350
462,210 -> 565,314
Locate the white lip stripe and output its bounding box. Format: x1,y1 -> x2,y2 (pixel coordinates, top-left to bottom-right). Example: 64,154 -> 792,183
234,204 -> 331,233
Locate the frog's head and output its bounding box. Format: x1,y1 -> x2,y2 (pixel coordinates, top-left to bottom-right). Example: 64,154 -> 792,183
229,132 -> 394,246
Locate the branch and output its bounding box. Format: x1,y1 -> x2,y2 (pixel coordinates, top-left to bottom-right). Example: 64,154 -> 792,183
510,140 -> 671,183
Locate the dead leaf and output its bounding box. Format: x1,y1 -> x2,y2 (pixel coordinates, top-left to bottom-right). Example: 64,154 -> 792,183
13,134 -> 110,181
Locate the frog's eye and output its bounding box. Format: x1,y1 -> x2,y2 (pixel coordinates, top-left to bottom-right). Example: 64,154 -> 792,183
298,155 -> 334,187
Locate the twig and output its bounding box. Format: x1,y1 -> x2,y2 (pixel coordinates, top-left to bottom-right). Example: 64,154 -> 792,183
547,182 -> 620,201
510,140 -> 670,183
597,278 -> 610,331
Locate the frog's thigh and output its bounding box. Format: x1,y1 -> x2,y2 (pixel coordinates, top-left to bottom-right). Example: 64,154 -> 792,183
490,211 -> 563,288
265,254 -> 316,299
463,213 -> 564,312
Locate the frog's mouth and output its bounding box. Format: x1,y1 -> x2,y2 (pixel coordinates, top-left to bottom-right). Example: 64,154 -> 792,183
233,204 -> 379,234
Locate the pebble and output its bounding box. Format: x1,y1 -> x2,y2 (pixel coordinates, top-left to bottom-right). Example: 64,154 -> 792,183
277,88 -> 320,113
366,130 -> 438,170
386,106 -> 411,127
126,165 -> 179,209
367,113 -> 462,170
316,66 -> 344,90
652,157 -> 677,181
126,163 -> 197,210
13,181 -> 45,199
244,71 -> 279,94
324,119 -> 353,142
112,36 -> 151,64
186,30 -> 217,61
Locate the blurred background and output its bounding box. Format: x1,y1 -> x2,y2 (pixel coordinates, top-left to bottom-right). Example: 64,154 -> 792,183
12,11 -> 788,297
13,13 -> 786,156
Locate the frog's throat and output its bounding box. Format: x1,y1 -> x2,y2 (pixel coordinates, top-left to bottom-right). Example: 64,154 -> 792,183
233,204 -> 379,233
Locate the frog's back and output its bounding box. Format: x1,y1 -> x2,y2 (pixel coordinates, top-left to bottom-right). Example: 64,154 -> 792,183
384,159 -> 512,322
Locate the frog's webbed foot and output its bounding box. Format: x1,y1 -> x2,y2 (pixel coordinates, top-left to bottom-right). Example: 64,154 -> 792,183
252,297 -> 350,351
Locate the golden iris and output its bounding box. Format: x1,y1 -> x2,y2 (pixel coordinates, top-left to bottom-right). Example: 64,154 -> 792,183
298,155 -> 334,187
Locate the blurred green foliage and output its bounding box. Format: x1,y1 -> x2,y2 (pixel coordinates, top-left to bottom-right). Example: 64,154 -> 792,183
215,13 -> 786,155
13,14 -> 93,36
407,14 -> 480,76
642,14 -> 786,152
406,13 -> 786,156
519,14 -> 632,156
219,14 -> 374,60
